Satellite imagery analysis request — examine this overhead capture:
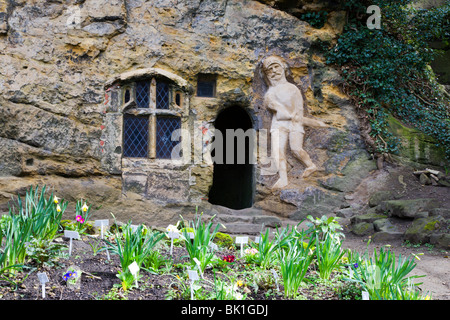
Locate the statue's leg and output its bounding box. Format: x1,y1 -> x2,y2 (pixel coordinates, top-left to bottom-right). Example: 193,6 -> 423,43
289,131 -> 317,178
271,129 -> 289,189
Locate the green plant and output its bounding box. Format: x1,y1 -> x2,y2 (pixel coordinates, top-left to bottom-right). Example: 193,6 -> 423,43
277,235 -> 314,299
9,185 -> 67,241
346,245 -> 425,300
180,210 -> 221,273
74,199 -> 93,234
326,0 -> 450,161
306,215 -> 344,242
104,219 -> 165,291
214,232 -> 234,248
315,233 -> 346,280
212,272 -> 245,300
143,250 -> 168,274
25,237 -> 66,268
300,10 -> 328,28
248,228 -> 278,269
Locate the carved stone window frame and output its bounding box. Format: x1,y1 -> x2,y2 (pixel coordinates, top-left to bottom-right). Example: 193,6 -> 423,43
101,68 -> 192,174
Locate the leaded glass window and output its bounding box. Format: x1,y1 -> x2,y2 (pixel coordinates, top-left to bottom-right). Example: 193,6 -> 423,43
136,80 -> 150,108
156,81 -> 170,109
156,117 -> 181,159
123,115 -> 149,158
122,77 -> 183,160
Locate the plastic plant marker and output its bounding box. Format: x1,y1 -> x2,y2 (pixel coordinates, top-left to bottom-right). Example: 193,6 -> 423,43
94,219 -> 109,239
131,225 -> 138,232
193,258 -> 204,279
209,242 -> 218,251
37,272 -> 49,299
188,232 -> 194,239
271,269 -> 279,291
64,230 -> 80,256
168,231 -> 179,256
362,291 -> 370,300
255,236 -> 261,244
188,269 -> 199,300
94,219 -> 110,260
128,261 -> 140,288
235,236 -> 248,257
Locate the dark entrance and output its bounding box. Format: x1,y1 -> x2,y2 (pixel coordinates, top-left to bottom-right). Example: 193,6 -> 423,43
208,106 -> 255,210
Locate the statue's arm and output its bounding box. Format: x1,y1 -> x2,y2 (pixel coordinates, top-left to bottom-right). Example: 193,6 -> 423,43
303,117 -> 328,128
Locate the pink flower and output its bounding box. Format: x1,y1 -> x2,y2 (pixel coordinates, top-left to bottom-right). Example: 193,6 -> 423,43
76,215 -> 84,223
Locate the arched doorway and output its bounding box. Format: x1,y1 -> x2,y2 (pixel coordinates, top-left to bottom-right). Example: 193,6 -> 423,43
208,106 -> 255,210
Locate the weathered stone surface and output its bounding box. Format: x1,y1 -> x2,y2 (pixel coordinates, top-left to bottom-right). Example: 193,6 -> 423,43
387,115 -> 448,167
368,191 -> 392,208
379,199 -> 440,219
371,231 -> 404,243
0,0 -> 419,229
430,208 -> 450,219
350,212 -> 388,225
351,222 -> 374,236
404,216 -> 447,245
373,218 -> 398,233
335,207 -> 358,218
419,173 -> 432,185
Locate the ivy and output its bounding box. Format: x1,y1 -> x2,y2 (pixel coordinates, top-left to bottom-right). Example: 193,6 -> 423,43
326,0 -> 450,160
300,11 -> 329,29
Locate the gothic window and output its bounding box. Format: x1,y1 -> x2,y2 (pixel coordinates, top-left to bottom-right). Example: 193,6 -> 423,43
122,77 -> 183,160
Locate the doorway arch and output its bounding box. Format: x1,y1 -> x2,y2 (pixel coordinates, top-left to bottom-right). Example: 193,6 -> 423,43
208,106 -> 255,210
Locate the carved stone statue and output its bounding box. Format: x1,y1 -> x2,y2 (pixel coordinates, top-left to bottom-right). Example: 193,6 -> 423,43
262,55 -> 328,189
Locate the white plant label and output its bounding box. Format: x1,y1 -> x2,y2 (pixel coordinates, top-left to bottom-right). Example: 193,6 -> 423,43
255,236 -> 261,244
131,225 -> 138,232
94,219 -> 109,239
188,232 -> 194,239
235,236 -> 248,257
64,230 -> 80,256
362,291 -> 370,300
168,231 -> 180,256
209,242 -> 218,251
193,258 -> 204,279
37,272 -> 49,299
128,261 -> 140,288
271,269 -> 279,291
188,269 -> 199,300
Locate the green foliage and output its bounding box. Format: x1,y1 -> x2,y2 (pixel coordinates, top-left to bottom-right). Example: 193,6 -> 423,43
104,220 -> 165,291
306,215 -> 345,242
345,245 -> 426,300
213,232 -> 234,248
315,233 -> 346,280
25,237 -> 66,268
327,0 -> 450,159
181,212 -> 221,273
9,185 -> 67,241
300,11 -> 328,28
277,234 -> 315,298
248,228 -> 278,269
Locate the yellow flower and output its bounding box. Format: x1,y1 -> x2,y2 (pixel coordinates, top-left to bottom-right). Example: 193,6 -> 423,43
56,204 -> 61,212
236,280 -> 244,287
82,203 -> 89,212
53,196 -> 59,204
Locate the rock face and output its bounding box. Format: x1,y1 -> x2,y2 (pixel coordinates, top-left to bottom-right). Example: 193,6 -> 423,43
0,0 -> 444,232
349,197 -> 449,249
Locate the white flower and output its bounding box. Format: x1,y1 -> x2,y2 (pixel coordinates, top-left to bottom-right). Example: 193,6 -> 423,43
166,224 -> 179,233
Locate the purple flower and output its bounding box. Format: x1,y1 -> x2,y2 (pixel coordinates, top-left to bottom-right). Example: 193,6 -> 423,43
353,263 -> 358,268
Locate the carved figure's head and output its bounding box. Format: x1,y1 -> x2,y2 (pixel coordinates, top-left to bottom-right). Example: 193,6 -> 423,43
262,55 -> 287,85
